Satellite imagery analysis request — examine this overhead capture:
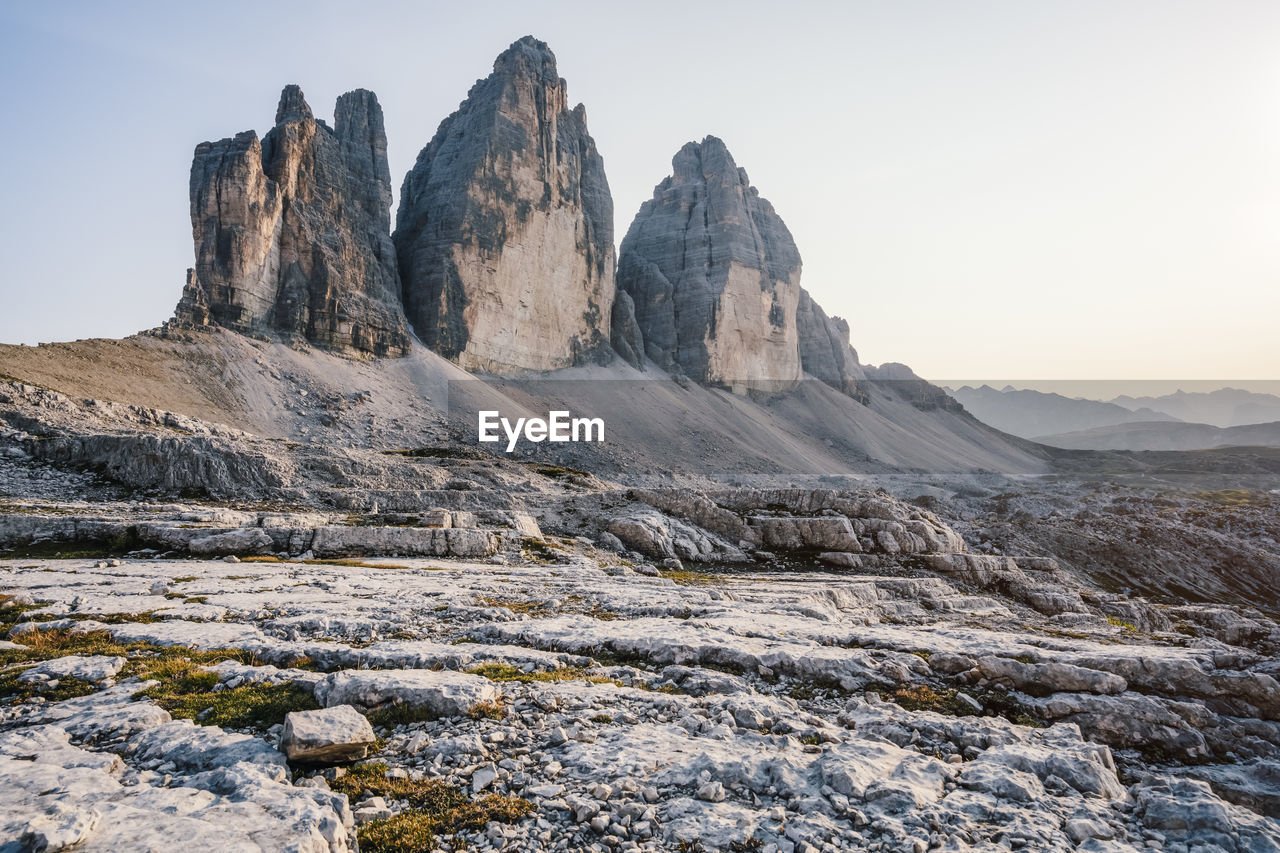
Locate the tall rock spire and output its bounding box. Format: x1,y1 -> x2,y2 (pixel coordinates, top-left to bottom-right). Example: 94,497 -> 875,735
393,36 -> 616,373
617,136 -> 804,389
173,85 -> 410,358
618,136 -> 865,396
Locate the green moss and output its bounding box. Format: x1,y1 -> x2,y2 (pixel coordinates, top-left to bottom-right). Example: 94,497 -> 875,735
335,761 -> 534,851
1105,615 -> 1138,632
0,670 -> 97,703
659,569 -> 730,586
136,665 -> 318,730
357,795 -> 534,852
0,625 -> 315,728
474,596 -> 547,616
466,662 -> 621,687
0,595 -> 46,633
171,576 -> 198,584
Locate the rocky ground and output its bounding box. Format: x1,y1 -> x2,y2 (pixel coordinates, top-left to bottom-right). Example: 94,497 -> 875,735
2,526 -> 1279,851
1,378 -> 1278,851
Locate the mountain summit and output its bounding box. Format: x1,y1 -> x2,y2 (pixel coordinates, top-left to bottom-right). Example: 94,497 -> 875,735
393,36 -> 616,373
173,85 -> 409,358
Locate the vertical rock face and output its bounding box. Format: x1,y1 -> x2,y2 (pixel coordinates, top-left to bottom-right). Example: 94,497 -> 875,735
173,85 -> 410,358
616,137 -> 803,389
393,36 -> 615,374
796,288 -> 866,399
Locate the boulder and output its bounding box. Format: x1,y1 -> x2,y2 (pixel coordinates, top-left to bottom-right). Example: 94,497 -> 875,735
280,705 -> 376,765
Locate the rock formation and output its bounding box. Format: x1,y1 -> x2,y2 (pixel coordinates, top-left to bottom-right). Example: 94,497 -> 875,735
173,85 -> 409,358
393,36 -> 615,374
796,288 -> 866,400
616,136 -> 802,389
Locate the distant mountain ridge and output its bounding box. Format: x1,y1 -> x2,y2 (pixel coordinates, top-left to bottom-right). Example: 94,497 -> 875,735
1035,419 -> 1280,451
1110,388 -> 1280,428
943,384 -> 1179,439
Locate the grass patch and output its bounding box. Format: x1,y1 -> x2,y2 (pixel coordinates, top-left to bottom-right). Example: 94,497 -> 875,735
521,537 -> 566,562
0,594 -> 46,634
2,542 -> 132,560
659,569 -> 730,586
474,596 -> 547,616
0,625 -> 315,728
358,799 -> 533,853
0,670 -> 98,703
332,762 -> 534,850
469,698 -> 506,720
240,555 -> 412,571
1195,489 -> 1262,506
466,662 -> 621,687
1105,615 -> 1137,632
135,664 -> 318,729
383,446 -> 487,461
530,464 -> 591,479
171,576 -> 198,584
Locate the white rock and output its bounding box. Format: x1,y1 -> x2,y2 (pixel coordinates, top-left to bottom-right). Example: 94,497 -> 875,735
19,655 -> 125,685
314,669 -> 501,719
280,705 -> 376,765
472,763 -> 498,792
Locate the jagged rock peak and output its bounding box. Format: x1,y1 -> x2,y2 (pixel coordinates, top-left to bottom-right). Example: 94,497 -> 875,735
393,36 -> 616,374
275,84 -> 313,124
796,288 -> 866,401
493,34 -> 559,76
617,136 -> 803,389
172,85 -> 409,358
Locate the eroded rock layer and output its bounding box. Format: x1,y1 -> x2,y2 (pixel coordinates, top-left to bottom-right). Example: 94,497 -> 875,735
173,86 -> 409,358
393,36 -> 615,373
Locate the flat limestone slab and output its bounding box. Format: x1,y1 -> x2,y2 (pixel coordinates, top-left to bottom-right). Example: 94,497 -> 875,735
313,669 -> 500,718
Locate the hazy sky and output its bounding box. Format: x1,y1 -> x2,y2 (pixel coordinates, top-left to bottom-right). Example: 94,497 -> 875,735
1,1 -> 1277,380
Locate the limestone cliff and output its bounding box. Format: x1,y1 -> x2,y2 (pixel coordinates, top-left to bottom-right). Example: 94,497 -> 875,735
393,36 -> 615,374
616,137 -> 803,389
173,85 -> 409,358
796,288 -> 866,400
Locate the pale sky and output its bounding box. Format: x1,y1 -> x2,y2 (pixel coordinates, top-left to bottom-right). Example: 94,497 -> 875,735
1,0 -> 1277,380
